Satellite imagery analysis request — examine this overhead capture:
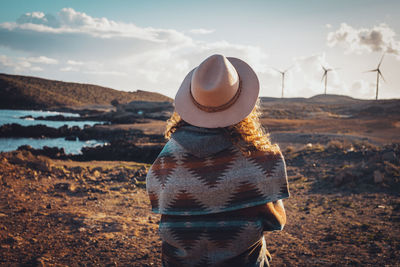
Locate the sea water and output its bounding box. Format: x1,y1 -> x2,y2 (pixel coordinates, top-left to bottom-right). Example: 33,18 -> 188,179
0,110 -> 106,154
0,138 -> 105,154
0,109 -> 101,128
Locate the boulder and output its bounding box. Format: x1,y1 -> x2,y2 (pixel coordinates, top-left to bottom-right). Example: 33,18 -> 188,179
92,170 -> 101,179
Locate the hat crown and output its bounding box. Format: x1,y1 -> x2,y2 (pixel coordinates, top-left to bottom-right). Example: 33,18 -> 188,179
191,54 -> 239,108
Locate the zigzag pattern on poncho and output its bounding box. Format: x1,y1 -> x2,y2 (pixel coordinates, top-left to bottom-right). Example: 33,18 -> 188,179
146,137 -> 289,216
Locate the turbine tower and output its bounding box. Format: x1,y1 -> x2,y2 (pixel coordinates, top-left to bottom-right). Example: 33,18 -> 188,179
365,54 -> 385,100
273,67 -> 291,98
321,65 -> 333,95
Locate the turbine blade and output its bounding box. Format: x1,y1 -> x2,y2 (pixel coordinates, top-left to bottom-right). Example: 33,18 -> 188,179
321,73 -> 326,82
378,53 -> 385,68
272,67 -> 283,74
321,65 -> 327,71
363,69 -> 377,73
284,65 -> 293,73
379,70 -> 386,82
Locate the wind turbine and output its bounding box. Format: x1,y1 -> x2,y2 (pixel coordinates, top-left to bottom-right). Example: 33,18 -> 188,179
273,67 -> 291,98
365,54 -> 386,100
321,65 -> 334,95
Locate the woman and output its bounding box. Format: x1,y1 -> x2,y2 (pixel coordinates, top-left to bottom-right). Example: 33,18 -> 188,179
146,54 -> 289,266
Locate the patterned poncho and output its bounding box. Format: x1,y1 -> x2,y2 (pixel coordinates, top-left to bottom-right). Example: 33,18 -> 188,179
146,126 -> 289,266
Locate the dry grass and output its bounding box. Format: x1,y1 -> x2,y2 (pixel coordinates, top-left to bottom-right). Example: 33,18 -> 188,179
0,73 -> 172,110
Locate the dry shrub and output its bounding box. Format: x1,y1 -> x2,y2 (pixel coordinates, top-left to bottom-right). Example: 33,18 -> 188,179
301,143 -> 325,153
312,143 -> 325,152
352,140 -> 379,151
327,140 -> 347,150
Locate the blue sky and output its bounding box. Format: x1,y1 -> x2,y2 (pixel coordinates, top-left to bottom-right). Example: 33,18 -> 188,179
0,0 -> 399,99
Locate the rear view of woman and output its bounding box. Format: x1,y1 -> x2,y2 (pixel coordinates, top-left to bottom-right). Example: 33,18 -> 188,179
146,54 -> 289,266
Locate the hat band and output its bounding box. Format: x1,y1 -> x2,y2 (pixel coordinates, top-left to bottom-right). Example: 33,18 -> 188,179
189,79 -> 242,113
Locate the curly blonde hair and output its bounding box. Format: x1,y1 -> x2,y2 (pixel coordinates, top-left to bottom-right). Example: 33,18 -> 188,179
165,100 -> 280,154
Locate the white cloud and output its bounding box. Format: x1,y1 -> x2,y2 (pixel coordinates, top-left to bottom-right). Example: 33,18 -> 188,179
1,8 -> 187,42
25,56 -> 58,64
5,8 -> 275,96
259,52 -> 348,98
83,70 -> 128,76
30,66 -> 43,72
0,8 -> 196,63
67,60 -> 84,65
0,8 -> 271,97
0,54 -> 47,72
60,66 -> 77,72
292,53 -> 338,93
188,28 -> 215,34
327,23 -> 400,55
0,55 -> 14,67
16,11 -> 60,27
351,79 -> 375,99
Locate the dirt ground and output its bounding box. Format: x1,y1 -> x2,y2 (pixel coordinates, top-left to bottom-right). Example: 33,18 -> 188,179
1,97 -> 400,266
0,155 -> 161,266
0,141 -> 399,266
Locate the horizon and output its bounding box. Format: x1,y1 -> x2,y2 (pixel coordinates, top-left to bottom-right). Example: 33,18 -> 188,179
1,71 -> 400,102
0,0 -> 400,99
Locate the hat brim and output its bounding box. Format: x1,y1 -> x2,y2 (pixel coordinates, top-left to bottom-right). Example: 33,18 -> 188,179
175,57 -> 260,128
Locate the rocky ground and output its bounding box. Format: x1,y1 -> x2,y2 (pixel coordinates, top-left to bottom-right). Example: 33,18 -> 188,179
2,96 -> 399,163
1,96 -> 400,266
0,141 -> 399,266
0,150 -> 160,266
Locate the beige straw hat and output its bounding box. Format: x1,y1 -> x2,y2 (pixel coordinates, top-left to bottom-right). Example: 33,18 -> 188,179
175,54 -> 260,128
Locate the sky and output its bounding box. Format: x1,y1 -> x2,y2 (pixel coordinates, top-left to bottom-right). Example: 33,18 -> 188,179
0,0 -> 399,99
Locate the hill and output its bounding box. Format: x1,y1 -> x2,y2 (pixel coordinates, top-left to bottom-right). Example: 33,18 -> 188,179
307,94 -> 359,104
0,73 -> 172,110
260,94 -> 400,119
261,94 -> 361,104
